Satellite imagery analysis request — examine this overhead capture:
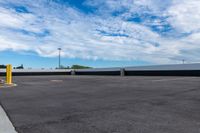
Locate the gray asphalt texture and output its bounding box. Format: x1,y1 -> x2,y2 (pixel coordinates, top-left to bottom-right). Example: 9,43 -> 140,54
0,76 -> 200,133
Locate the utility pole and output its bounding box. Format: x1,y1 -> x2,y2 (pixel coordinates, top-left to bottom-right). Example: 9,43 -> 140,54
58,48 -> 61,69
182,59 -> 185,64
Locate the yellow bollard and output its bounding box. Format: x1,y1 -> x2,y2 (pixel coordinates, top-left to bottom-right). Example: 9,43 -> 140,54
6,64 -> 12,85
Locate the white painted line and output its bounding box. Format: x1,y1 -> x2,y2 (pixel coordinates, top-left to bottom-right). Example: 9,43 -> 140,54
0,105 -> 17,133
152,77 -> 199,82
50,80 -> 63,82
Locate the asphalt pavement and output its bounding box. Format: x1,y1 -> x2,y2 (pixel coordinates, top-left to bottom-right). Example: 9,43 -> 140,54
0,76 -> 200,133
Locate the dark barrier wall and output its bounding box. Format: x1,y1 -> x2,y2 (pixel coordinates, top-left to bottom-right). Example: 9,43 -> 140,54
125,70 -> 200,76
0,73 -> 6,76
0,72 -> 71,76
75,71 -> 120,76
1,70 -> 200,76
76,70 -> 200,76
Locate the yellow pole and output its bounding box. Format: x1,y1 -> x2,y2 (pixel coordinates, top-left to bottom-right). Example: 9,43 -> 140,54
6,64 -> 12,85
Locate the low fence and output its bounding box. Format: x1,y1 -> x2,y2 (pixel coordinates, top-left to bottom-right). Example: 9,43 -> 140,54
0,69 -> 71,76
125,70 -> 200,76
1,64 -> 200,76
1,69 -> 200,76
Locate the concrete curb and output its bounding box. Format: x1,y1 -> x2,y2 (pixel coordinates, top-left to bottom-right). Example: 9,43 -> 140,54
0,105 -> 17,133
0,83 -> 17,88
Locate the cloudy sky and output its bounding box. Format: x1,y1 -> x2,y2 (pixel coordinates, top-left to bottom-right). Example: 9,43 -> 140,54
0,0 -> 200,68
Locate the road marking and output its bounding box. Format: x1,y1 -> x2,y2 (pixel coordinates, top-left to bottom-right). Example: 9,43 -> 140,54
50,80 -> 63,82
152,77 -> 199,82
0,105 -> 17,133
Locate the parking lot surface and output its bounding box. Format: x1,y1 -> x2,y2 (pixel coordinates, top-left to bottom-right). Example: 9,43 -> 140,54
0,76 -> 200,133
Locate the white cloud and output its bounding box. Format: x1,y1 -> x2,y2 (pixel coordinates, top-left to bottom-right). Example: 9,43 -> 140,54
0,7 -> 26,28
167,0 -> 200,33
0,35 -> 29,51
0,0 -> 200,64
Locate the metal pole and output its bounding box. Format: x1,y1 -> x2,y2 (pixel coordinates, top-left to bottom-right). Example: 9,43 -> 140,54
6,64 -> 12,85
120,68 -> 125,76
182,59 -> 185,64
58,48 -> 61,69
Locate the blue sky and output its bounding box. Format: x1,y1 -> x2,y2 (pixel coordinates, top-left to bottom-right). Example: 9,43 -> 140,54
0,0 -> 200,68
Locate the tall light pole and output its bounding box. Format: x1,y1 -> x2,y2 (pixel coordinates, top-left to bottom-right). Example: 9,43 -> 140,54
58,48 -> 61,69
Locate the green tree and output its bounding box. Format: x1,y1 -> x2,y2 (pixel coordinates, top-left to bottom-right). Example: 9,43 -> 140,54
71,65 -> 92,69
0,65 -> 6,69
14,64 -> 24,69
